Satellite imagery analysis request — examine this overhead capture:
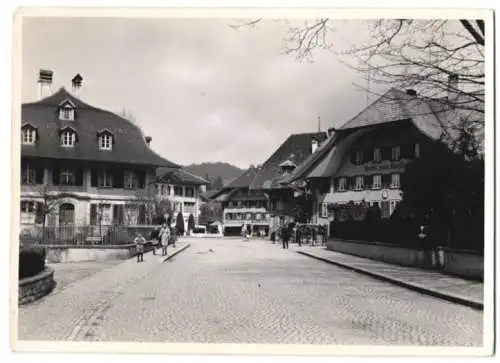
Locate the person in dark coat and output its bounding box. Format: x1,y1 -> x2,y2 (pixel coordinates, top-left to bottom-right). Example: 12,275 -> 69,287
281,225 -> 290,249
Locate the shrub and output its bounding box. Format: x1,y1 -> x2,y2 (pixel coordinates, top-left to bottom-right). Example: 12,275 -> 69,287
19,246 -> 46,279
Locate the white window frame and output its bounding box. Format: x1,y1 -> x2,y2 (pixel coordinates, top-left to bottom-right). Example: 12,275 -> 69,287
22,128 -> 36,145
99,134 -> 113,150
98,203 -> 113,225
391,173 -> 401,189
321,203 -> 328,218
372,175 -> 382,189
373,148 -> 381,162
124,170 -> 139,189
355,150 -> 363,164
21,164 -> 36,185
59,107 -> 75,121
20,200 -> 36,224
98,170 -> 113,188
355,176 -> 364,191
392,146 -> 401,161
60,168 -> 76,185
337,177 -> 346,192
61,131 -> 76,147
415,143 -> 420,158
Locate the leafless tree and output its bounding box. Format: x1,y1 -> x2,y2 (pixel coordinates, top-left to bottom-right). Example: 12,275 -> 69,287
37,185 -> 64,227
231,19 -> 485,113
127,185 -> 173,225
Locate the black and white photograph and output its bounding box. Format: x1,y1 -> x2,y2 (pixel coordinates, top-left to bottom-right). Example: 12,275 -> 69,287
10,7 -> 493,356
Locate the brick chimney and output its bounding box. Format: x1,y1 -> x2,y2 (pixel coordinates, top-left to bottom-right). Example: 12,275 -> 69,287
38,69 -> 53,100
71,73 -> 83,98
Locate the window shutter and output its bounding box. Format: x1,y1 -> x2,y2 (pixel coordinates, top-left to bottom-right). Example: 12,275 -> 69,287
52,166 -> 60,185
118,205 -> 124,224
350,153 -> 356,165
113,168 -> 124,188
112,205 -> 118,224
138,205 -> 146,224
35,165 -> 44,184
35,202 -> 44,224
90,204 -> 97,225
364,149 -> 372,163
75,167 -> 83,186
138,171 -> 146,189
364,175 -> 370,189
90,168 -> 98,187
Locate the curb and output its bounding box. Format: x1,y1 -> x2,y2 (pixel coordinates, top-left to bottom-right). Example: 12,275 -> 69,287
162,244 -> 191,263
297,250 -> 483,311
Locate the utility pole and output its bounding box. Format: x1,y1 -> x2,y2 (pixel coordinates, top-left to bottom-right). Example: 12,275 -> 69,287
318,116 -> 321,133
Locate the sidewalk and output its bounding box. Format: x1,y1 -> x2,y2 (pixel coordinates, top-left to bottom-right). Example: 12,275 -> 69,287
292,245 -> 483,310
17,241 -> 191,341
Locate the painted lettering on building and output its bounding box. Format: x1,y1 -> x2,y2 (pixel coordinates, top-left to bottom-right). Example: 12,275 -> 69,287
364,160 -> 408,172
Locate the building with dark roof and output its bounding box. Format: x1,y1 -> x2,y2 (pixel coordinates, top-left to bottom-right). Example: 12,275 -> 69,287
20,70 -> 180,231
209,167 -> 270,236
154,167 -> 209,228
282,85 -> 483,228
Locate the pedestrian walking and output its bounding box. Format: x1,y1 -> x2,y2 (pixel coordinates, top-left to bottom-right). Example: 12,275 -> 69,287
150,227 -> 160,255
281,226 -> 289,249
134,233 -> 146,262
160,224 -> 170,256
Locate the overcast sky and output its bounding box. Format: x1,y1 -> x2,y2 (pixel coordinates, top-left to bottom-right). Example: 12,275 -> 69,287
22,17 -> 380,169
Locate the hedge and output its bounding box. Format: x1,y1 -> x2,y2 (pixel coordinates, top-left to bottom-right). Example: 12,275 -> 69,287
19,246 -> 46,279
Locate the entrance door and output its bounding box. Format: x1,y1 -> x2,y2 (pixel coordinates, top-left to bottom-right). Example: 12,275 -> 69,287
59,203 -> 75,225
381,201 -> 390,219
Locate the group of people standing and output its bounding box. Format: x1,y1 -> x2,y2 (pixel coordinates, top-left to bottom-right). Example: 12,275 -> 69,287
133,224 -> 176,263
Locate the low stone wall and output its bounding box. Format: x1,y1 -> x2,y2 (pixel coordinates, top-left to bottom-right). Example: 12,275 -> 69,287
442,248 -> 483,281
19,267 -> 56,305
326,239 -> 483,280
43,244 -> 137,263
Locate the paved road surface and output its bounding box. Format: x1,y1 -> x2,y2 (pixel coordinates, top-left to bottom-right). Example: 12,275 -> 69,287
18,237 -> 483,346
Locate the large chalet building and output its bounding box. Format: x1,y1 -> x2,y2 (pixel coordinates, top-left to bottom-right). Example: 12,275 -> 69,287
20,70 -> 180,235
210,167 -> 270,236
283,87 -> 484,230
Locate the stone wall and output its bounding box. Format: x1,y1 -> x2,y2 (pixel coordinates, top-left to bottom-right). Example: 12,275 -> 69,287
326,239 -> 483,280
19,267 -> 55,305
44,245 -> 136,263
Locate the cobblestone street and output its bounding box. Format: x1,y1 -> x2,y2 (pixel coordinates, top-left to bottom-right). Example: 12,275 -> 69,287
18,237 -> 483,346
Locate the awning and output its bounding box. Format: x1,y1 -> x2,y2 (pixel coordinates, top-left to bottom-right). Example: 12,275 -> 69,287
319,189 -> 402,205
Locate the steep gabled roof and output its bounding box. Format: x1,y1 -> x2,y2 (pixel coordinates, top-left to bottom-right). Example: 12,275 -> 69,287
226,167 -> 260,189
283,87 -> 484,184
249,132 -> 327,190
21,87 -> 179,168
156,167 -> 209,185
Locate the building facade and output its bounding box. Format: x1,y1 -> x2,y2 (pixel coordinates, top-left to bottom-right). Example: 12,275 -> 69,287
249,132 -> 328,231
284,87 -> 480,229
154,167 -> 209,230
211,167 -> 271,236
20,71 -> 179,238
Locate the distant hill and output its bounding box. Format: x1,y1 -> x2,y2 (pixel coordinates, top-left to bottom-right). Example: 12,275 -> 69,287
183,162 -> 244,186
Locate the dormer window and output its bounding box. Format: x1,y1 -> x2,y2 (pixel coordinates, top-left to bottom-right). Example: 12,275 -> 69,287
58,99 -> 76,121
97,129 -> 114,151
21,124 -> 37,145
60,127 -> 77,147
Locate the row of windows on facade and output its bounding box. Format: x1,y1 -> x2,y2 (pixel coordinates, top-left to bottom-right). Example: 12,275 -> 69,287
22,128 -> 114,150
155,184 -> 196,198
21,165 -> 147,189
319,200 -> 401,220
20,200 -> 198,225
333,173 -> 401,192
224,212 -> 271,221
226,200 -> 268,209
350,144 -> 420,165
